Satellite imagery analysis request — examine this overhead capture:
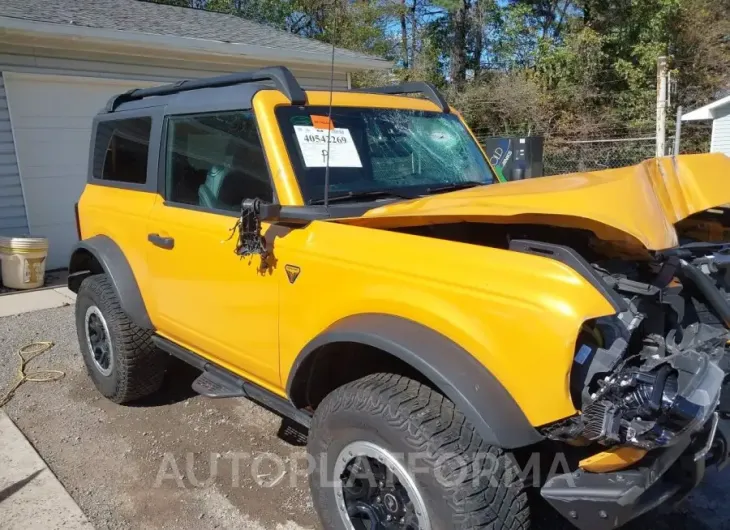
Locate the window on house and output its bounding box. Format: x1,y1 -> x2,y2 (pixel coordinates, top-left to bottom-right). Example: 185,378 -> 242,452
164,111 -> 273,211
94,117 -> 152,184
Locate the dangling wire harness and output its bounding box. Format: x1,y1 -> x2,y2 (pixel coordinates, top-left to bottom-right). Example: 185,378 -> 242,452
225,198 -> 269,259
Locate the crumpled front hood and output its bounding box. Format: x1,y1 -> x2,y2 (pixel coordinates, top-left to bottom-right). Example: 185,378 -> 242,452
340,153 -> 730,251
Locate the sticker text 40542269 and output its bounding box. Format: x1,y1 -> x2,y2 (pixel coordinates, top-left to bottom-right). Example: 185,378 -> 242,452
302,133 -> 348,144
293,125 -> 363,168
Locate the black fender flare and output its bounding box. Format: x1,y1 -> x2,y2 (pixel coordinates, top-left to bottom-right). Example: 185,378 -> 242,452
67,235 -> 154,330
287,314 -> 544,449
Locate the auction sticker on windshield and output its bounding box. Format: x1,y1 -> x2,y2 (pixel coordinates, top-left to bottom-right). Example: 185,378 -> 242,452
293,125 -> 363,168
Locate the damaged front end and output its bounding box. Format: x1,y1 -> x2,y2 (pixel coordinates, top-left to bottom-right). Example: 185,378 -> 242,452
540,237 -> 730,529
550,253 -> 730,452
326,153 -> 730,528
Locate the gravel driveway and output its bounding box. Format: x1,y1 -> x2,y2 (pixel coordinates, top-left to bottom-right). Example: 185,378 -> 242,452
0,305 -> 317,530
1,305 -> 730,530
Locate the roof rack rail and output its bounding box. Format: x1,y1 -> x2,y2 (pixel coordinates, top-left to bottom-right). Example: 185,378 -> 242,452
351,82 -> 450,113
105,66 -> 307,112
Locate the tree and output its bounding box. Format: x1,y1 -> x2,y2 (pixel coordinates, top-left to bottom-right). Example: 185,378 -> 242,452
400,0 -> 409,68
672,0 -> 730,108
144,0 -> 730,145
448,0 -> 471,89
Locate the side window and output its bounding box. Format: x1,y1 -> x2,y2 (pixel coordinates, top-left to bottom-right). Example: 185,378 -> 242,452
93,117 -> 152,184
165,111 -> 273,211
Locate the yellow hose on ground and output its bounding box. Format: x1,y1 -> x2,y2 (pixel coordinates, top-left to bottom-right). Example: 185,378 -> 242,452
0,342 -> 65,407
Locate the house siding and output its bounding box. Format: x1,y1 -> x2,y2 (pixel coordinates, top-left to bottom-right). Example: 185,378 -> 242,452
711,107 -> 730,156
0,71 -> 28,235
0,45 -> 349,244
0,45 -> 349,89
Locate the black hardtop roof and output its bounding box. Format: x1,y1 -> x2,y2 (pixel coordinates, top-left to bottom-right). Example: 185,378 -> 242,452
104,66 -> 450,115
106,66 -> 303,113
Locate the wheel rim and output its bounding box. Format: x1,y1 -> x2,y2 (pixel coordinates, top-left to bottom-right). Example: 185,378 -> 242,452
334,441 -> 431,530
84,305 -> 114,376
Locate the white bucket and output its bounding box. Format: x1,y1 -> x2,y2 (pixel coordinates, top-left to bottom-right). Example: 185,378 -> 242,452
0,236 -> 49,290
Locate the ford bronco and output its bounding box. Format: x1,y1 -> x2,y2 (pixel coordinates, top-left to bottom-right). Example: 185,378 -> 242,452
69,66 -> 730,530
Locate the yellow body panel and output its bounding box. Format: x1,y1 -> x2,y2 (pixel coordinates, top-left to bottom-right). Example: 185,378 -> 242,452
579,447 -> 647,473
76,87 -> 730,430
145,198 -> 282,392
341,153 -> 730,252
274,220 -> 614,425
77,185 -> 157,308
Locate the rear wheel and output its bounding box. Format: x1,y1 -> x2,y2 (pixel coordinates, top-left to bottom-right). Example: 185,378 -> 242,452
75,274 -> 168,403
308,373 -> 531,530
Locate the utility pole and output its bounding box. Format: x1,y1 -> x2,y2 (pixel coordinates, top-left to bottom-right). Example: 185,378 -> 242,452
673,105 -> 683,156
656,56 -> 669,157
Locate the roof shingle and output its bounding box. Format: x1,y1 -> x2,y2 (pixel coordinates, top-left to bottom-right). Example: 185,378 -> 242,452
0,0 -> 383,63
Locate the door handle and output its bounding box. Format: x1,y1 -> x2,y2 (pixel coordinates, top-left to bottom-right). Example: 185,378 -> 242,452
148,233 -> 175,250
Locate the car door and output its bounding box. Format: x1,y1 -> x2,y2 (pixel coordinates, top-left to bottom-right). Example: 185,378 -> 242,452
145,109 -> 280,389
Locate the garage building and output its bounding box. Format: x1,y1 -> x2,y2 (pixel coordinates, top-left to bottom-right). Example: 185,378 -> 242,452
682,94 -> 730,158
0,0 -> 389,269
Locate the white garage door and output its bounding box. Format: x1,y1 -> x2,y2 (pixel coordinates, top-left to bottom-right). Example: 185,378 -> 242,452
4,73 -> 158,269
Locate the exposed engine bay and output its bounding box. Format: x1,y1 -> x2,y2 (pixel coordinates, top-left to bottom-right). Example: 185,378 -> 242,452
394,209 -> 730,452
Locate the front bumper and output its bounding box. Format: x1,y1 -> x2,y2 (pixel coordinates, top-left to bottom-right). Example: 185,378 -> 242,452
541,413 -> 730,530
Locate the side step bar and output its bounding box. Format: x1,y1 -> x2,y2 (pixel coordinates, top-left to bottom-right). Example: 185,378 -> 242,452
152,335 -> 312,428
192,369 -> 247,399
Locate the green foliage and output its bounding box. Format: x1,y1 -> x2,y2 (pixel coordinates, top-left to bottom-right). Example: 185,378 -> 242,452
147,0 -> 729,143
453,70 -> 549,136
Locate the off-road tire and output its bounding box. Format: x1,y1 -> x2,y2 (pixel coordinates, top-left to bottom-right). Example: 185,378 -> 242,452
308,373 -> 530,530
75,274 -> 168,403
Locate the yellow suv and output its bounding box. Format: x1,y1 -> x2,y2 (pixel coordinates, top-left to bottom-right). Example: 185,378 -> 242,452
69,66 -> 730,530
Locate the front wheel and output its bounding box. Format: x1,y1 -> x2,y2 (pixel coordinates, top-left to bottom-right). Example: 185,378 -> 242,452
308,373 -> 531,530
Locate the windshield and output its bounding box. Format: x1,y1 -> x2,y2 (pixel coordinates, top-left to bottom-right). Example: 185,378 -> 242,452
275,106 -> 496,204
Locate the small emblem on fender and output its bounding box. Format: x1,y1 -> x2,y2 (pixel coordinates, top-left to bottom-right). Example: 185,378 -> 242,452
285,265 -> 301,284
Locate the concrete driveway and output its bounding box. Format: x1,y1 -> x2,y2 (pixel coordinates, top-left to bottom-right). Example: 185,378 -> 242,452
1,302 -> 730,529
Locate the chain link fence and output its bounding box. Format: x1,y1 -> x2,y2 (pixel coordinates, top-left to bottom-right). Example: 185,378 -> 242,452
475,123 -> 712,177
543,137 -> 657,175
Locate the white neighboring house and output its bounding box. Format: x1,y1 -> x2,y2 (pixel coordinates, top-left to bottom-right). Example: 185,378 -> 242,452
682,94 -> 730,157
0,0 -> 390,269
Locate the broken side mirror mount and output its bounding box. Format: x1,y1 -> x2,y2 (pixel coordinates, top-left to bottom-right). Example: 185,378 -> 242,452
230,199 -> 332,258
227,198 -> 280,259
242,198 -> 282,223
244,199 -> 332,226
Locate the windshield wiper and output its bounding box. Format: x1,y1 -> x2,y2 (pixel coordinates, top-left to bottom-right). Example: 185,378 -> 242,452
310,190 -> 415,205
425,181 -> 485,194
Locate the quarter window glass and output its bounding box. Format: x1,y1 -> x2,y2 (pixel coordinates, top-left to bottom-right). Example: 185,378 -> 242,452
95,117 -> 152,184
165,111 -> 273,211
